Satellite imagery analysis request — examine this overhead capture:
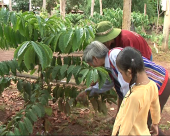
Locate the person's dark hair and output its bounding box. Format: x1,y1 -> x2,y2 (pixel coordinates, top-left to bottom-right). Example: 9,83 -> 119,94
116,47 -> 145,94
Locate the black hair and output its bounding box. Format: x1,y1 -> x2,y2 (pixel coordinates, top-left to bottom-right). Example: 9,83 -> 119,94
116,47 -> 145,95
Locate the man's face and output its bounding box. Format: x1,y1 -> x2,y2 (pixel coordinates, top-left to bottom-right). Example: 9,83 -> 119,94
103,39 -> 114,49
88,57 -> 104,67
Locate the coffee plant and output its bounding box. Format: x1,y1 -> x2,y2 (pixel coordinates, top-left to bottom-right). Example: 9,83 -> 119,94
0,8 -> 116,135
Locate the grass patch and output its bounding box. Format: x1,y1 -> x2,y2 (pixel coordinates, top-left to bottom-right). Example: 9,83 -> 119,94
160,121 -> 170,131
0,104 -> 5,111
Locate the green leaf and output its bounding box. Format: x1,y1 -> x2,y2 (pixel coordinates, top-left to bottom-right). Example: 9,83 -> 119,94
64,29 -> 73,48
71,33 -> 79,51
36,103 -> 45,117
24,46 -> 35,70
86,70 -> 93,87
10,12 -> 17,30
66,72 -> 72,83
19,19 -> 25,36
4,25 -> 11,42
33,29 -> 39,41
30,69 -> 36,75
51,56 -> 56,66
67,65 -> 75,75
31,41 -> 48,69
14,127 -> 21,135
6,60 -> 17,75
18,121 -> 27,135
72,65 -> 82,77
40,43 -> 53,64
88,26 -> 95,39
24,117 -> 33,134
64,100 -> 71,115
6,131 -> 15,136
0,62 -> 9,75
58,32 -> 65,52
27,109 -> 38,122
52,65 -> 61,79
78,69 -> 89,83
90,98 -> 98,112
95,67 -> 109,76
18,41 -> 30,57
57,56 -> 62,65
23,82 -> 32,97
64,56 -> 71,65
28,23 -> 33,39
60,64 -> 68,76
39,96 -> 48,105
45,106 -> 53,116
92,69 -> 98,83
76,28 -> 84,43
85,27 -> 90,42
44,34 -> 55,45
53,33 -> 62,52
98,70 -> 107,89
0,24 -> 3,37
17,80 -> 23,92
32,104 -> 42,117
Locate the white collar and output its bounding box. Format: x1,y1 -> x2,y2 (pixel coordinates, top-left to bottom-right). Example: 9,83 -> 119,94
105,53 -> 111,68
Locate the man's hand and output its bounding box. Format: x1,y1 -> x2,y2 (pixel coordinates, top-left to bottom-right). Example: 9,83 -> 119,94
90,81 -> 97,86
150,124 -> 159,136
76,91 -> 87,102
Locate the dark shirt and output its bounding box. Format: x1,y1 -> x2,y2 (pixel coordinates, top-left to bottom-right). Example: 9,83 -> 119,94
114,30 -> 152,60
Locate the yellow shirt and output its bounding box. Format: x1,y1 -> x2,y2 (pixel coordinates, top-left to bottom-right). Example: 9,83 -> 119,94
112,80 -> 161,135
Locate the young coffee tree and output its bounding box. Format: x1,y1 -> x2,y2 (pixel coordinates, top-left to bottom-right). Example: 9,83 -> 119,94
0,8 -> 116,135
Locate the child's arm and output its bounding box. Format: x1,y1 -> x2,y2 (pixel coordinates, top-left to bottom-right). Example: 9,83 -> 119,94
150,124 -> 159,135
150,90 -> 161,135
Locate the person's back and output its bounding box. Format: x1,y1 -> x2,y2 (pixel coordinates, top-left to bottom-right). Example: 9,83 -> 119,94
116,80 -> 160,135
115,30 -> 152,60
112,47 -> 160,135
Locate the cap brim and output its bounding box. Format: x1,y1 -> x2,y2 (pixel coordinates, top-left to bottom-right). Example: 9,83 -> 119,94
95,28 -> 121,43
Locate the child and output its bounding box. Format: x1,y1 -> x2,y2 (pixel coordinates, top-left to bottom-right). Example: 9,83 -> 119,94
112,47 -> 160,135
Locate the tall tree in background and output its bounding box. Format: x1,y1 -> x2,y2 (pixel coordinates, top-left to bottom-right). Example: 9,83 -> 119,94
1,0 -> 4,7
9,0 -> 12,10
46,0 -> 57,13
60,0 -> 66,19
91,0 -> 95,17
162,0 -> 170,50
29,0 -> 32,11
42,0 -> 46,10
99,0 -> 102,15
122,0 -> 131,30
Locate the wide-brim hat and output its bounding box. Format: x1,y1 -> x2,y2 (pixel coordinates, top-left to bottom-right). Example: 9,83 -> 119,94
95,21 -> 121,43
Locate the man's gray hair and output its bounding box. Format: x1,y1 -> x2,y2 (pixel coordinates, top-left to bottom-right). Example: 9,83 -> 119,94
83,41 -> 109,62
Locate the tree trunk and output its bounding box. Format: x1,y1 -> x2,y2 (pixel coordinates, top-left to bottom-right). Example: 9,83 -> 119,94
156,0 -> 161,33
144,3 -> 146,15
60,0 -> 62,17
91,0 -> 95,17
122,0 -> 131,30
63,0 -> 66,18
60,0 -> 66,19
42,0 -> 46,10
1,0 -> 4,7
29,0 -> 32,11
9,0 -> 12,11
162,0 -> 170,50
99,0 -> 102,15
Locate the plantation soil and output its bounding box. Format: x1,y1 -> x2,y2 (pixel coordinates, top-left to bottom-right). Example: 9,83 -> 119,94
0,46 -> 170,135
